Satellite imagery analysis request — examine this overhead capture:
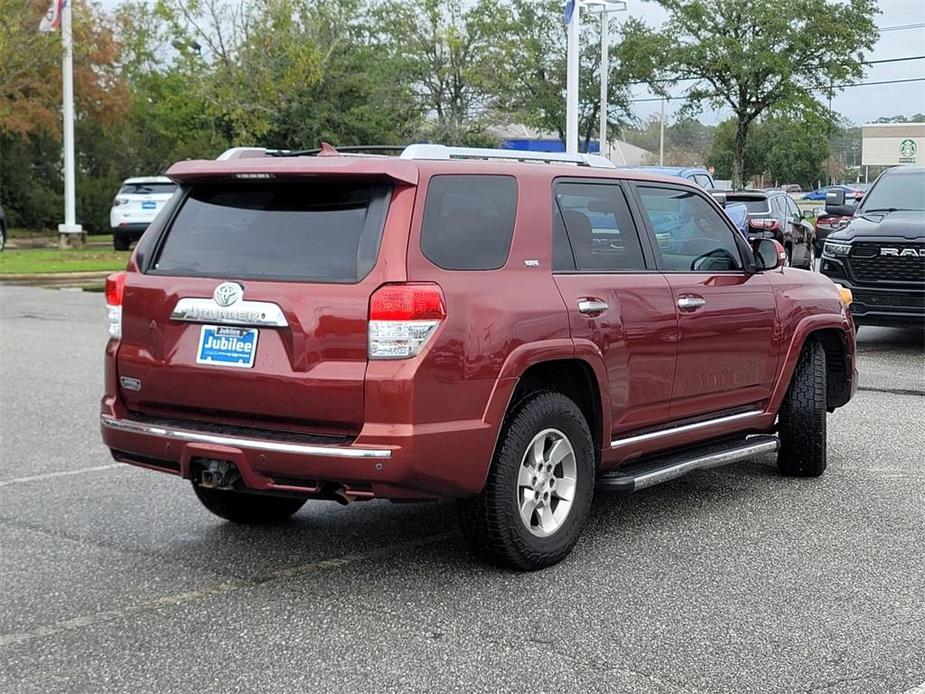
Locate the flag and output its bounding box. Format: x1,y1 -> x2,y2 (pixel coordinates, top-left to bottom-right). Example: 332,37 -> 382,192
564,0 -> 576,25
38,0 -> 66,33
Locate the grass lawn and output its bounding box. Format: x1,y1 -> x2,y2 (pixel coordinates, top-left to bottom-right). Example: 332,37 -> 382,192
0,247 -> 128,275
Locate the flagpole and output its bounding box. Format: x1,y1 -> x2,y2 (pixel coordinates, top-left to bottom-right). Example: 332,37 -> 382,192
58,0 -> 82,247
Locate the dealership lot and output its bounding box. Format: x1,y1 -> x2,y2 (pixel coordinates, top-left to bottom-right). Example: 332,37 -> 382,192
0,285 -> 923,694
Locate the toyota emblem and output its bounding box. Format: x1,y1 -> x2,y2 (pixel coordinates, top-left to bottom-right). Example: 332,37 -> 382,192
213,282 -> 244,307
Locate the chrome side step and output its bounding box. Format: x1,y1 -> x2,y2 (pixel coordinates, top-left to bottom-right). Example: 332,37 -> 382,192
596,435 -> 779,493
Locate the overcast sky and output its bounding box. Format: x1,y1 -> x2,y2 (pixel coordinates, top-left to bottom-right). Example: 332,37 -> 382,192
100,0 -> 925,127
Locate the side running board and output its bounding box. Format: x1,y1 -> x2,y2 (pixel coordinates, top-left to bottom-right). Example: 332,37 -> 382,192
596,435 -> 779,493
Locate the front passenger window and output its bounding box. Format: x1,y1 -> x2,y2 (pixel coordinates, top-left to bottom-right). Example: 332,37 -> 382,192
637,186 -> 743,272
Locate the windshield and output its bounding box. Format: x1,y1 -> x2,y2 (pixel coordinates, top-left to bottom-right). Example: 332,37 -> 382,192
859,169 -> 925,213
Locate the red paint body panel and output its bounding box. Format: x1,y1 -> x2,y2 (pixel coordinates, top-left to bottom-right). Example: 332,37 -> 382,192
665,272 -> 779,420
101,158 -> 857,499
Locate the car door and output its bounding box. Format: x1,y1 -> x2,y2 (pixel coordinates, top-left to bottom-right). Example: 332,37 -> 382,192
551,179 -> 678,437
631,182 -> 780,421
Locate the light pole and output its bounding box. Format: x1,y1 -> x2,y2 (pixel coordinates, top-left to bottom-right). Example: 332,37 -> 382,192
566,0 -> 627,156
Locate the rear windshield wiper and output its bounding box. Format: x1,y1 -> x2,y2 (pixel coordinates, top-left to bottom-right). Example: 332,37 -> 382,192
861,207 -> 917,213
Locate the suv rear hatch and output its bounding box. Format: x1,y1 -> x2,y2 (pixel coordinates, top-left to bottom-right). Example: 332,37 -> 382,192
116,166 -> 414,439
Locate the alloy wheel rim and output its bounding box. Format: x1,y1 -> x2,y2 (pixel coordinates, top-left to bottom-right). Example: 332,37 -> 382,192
516,428 -> 577,538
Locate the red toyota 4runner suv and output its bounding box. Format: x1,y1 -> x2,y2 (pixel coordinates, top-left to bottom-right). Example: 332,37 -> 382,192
101,145 -> 857,570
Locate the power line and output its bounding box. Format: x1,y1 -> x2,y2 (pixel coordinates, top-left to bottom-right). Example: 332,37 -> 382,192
877,23 -> 925,32
865,55 -> 925,64
627,55 -> 925,87
627,76 -> 925,104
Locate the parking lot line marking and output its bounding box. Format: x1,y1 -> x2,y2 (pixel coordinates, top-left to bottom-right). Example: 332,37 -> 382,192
858,386 -> 925,397
0,464 -> 125,489
0,531 -> 456,648
903,682 -> 925,694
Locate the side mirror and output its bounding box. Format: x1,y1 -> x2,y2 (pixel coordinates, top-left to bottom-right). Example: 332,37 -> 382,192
709,191 -> 727,206
754,238 -> 787,271
825,189 -> 854,216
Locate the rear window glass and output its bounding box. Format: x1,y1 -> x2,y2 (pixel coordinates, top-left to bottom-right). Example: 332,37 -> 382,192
421,175 -> 517,270
151,181 -> 391,283
119,182 -> 177,195
727,196 -> 770,213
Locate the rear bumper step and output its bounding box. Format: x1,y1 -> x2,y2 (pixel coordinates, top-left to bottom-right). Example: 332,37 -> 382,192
101,415 -> 390,459
596,435 -> 779,493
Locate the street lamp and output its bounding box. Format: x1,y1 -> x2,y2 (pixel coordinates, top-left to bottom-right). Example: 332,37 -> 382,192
565,0 -> 627,155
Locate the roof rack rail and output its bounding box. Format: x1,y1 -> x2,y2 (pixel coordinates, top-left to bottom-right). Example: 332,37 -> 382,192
216,147 -> 289,160
399,144 -> 615,169
215,143 -> 616,169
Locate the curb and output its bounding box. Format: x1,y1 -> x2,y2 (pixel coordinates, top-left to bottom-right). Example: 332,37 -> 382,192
0,271 -> 112,286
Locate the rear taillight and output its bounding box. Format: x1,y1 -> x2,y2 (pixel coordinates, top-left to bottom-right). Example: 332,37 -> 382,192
112,197 -> 129,207
105,271 -> 126,339
368,283 -> 446,359
749,218 -> 780,231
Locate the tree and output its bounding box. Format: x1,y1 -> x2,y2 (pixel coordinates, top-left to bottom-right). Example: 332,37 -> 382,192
652,0 -> 878,186
372,0 -> 500,145
485,0 -> 662,148
763,113 -> 830,188
266,0 -> 422,148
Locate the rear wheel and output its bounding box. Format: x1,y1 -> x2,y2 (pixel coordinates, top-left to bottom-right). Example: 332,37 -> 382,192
192,484 -> 306,524
457,392 -> 595,571
113,233 -> 130,251
777,339 -> 827,477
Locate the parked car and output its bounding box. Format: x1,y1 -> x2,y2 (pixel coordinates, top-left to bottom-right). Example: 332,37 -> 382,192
821,165 -> 925,327
0,203 -> 6,252
100,144 -> 857,570
726,189 -> 816,269
625,166 -> 749,235
110,176 -> 178,250
780,184 -> 803,194
813,212 -> 853,256
803,185 -> 864,202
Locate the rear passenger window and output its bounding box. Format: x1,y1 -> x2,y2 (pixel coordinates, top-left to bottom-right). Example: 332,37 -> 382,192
636,185 -> 743,272
553,182 -> 646,272
421,175 -> 517,270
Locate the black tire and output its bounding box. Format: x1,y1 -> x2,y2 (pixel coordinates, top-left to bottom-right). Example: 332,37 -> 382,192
777,339 -> 827,477
113,234 -> 130,251
457,392 -> 595,571
192,483 -> 306,524
0,224 -> 5,252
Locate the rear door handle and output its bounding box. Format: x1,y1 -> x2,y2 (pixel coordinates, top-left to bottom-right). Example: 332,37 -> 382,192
577,299 -> 609,315
677,296 -> 706,312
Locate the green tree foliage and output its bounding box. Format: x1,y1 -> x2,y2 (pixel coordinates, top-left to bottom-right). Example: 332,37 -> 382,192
651,0 -> 878,186
708,113 -> 831,188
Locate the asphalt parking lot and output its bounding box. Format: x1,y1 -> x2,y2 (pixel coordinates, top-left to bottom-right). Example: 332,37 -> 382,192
1,285 -> 923,694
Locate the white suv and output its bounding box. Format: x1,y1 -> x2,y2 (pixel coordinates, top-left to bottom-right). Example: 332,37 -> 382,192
110,177 -> 177,250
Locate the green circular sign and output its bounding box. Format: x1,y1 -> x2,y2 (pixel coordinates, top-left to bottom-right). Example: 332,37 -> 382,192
899,138 -> 917,158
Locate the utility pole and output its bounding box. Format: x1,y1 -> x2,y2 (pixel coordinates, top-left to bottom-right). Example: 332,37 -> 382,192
58,1 -> 83,247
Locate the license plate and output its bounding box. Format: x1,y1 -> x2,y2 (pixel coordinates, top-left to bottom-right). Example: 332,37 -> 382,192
196,326 -> 258,369
141,201 -> 156,210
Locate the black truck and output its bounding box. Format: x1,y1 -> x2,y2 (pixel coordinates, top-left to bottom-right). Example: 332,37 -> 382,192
821,166 -> 924,327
